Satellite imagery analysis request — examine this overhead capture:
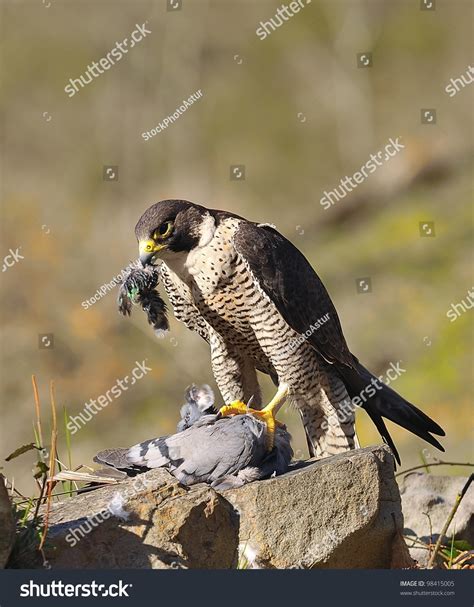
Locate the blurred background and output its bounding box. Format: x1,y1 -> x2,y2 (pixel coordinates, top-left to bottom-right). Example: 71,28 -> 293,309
1,0 -> 472,494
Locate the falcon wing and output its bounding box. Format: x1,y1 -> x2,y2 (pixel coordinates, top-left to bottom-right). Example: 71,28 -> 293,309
234,222 -> 445,462
233,222 -> 355,368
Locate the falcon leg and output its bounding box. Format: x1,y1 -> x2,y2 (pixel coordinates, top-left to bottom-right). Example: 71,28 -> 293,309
218,383 -> 289,451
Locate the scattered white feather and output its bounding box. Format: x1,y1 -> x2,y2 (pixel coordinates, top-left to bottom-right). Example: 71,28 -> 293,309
239,542 -> 260,569
107,492 -> 130,521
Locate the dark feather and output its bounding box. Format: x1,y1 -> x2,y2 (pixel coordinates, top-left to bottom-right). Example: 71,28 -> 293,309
233,222 -> 354,368
234,222 -> 445,460
337,361 -> 445,465
117,264 -> 169,332
93,448 -> 145,476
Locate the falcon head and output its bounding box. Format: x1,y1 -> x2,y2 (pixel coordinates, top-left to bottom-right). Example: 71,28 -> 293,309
135,199 -> 212,267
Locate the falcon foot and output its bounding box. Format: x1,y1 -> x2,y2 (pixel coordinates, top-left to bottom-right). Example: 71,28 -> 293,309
218,398 -> 285,452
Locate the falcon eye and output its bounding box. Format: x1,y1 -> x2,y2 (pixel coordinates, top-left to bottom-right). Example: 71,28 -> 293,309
153,221 -> 173,240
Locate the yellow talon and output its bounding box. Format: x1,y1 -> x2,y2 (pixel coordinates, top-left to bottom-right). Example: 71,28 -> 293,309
218,389 -> 288,452
218,401 -> 248,417
248,404 -> 279,451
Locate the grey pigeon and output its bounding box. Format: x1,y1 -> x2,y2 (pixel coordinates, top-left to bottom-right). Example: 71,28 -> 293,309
94,385 -> 292,490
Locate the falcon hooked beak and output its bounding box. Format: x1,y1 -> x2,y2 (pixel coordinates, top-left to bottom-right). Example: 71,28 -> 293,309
138,239 -> 166,267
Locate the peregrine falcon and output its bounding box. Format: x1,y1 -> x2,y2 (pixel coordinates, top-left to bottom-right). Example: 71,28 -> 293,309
134,199 -> 445,463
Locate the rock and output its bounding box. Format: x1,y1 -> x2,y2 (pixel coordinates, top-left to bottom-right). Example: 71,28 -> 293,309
0,475 -> 15,568
23,469 -> 239,569
399,472 -> 474,567
225,445 -> 412,568
14,445 -> 411,569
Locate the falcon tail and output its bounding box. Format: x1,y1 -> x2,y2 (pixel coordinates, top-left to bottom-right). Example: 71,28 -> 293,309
338,360 -> 445,465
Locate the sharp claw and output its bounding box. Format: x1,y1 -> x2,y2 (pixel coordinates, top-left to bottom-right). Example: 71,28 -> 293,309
217,400 -> 284,451
218,401 -> 248,417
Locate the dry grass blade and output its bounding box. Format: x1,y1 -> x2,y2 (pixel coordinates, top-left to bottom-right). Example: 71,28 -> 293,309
31,375 -> 43,449
52,470 -> 125,484
38,381 -> 58,551
427,474 -> 474,568
32,477 -> 47,524
447,550 -> 474,569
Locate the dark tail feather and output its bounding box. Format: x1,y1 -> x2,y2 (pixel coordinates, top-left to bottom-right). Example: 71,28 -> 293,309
365,407 -> 402,465
338,360 -> 445,465
94,448 -> 134,470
